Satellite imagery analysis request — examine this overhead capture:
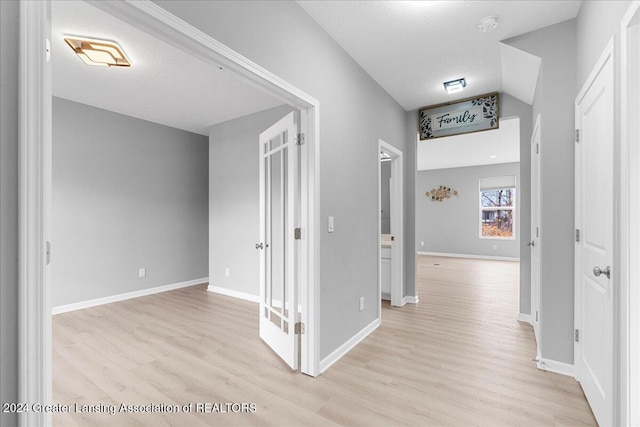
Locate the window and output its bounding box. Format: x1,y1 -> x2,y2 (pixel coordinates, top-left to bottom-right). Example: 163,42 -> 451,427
479,176 -> 516,239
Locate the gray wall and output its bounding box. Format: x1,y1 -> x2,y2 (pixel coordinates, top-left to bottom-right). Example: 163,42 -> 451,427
153,0 -> 410,359
505,20 -> 577,364
208,105 -> 293,297
52,97 -> 209,307
0,1 -> 19,425
380,161 -> 391,234
416,162 -> 520,258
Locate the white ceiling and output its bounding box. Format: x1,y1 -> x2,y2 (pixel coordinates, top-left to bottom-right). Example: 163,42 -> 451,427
297,1 -> 581,111
417,117 -> 520,171
52,1 -> 283,136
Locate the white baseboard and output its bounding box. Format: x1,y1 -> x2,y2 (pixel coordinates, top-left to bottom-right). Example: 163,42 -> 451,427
52,277 -> 208,315
417,251 -> 519,262
517,312 -> 532,323
402,295 -> 419,304
319,318 -> 380,374
536,357 -> 575,377
207,285 -> 260,303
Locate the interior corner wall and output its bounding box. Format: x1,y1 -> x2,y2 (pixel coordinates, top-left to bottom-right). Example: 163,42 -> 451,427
500,93 -> 533,315
153,0 -> 410,360
208,105 -> 294,298
52,97 -> 209,307
0,1 -> 20,425
416,162 -> 520,258
504,19 -> 577,364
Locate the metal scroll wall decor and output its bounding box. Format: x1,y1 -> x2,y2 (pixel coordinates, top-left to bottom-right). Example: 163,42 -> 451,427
427,186 -> 458,202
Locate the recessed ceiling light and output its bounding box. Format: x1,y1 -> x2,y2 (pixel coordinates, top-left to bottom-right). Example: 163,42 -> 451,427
489,155 -> 497,159
478,16 -> 498,33
443,78 -> 466,94
64,37 -> 131,67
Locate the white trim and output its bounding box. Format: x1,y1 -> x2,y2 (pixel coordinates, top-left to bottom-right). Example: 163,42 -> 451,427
378,140 -> 403,310
536,357 -> 574,377
517,312 -> 532,324
417,251 -> 519,262
19,1 -> 52,426
621,4 -> 640,425
207,285 -> 260,303
402,295 -> 419,305
319,318 -> 380,374
51,278 -> 208,315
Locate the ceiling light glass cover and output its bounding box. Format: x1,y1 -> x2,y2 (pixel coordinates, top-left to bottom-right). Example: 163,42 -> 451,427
64,37 -> 131,67
443,78 -> 466,94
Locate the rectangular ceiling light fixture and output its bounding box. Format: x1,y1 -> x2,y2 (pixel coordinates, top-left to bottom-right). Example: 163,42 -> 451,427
443,77 -> 466,94
64,37 -> 131,67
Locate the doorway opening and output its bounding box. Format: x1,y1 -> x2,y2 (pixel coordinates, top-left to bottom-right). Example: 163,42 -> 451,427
378,140 -> 403,312
19,1 -> 320,423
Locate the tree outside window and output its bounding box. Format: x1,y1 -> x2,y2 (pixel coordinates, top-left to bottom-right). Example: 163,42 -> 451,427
480,188 -> 515,239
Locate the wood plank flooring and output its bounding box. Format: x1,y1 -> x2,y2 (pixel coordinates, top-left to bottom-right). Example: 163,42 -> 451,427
53,255 -> 596,426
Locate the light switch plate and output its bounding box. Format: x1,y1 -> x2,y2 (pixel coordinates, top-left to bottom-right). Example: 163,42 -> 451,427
328,216 -> 335,233
139,268 -> 146,278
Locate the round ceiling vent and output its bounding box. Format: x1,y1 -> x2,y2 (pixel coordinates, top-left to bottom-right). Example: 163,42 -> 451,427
478,16 -> 498,33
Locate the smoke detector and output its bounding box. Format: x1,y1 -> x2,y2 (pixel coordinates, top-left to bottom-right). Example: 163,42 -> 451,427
478,16 -> 498,33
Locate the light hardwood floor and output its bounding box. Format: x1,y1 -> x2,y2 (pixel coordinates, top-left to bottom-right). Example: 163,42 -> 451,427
53,255 -> 596,426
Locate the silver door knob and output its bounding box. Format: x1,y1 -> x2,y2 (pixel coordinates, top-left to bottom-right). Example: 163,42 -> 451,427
593,266 -> 611,279
255,243 -> 264,250
527,241 -> 535,247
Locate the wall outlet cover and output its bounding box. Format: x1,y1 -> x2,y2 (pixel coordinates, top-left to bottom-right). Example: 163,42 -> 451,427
359,296 -> 364,311
225,268 -> 230,277
138,268 -> 146,278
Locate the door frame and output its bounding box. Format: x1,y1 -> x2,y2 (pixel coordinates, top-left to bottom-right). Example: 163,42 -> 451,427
574,37 -> 615,427
378,139 -> 403,311
621,2 -> 640,425
19,1 -> 321,424
530,114 -> 541,346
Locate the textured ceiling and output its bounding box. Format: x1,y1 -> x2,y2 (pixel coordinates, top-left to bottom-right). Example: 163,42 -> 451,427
52,1 -> 283,136
297,1 -> 581,110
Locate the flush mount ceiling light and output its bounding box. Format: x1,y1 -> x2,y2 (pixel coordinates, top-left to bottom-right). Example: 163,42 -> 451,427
443,78 -> 466,94
478,16 -> 498,33
64,37 -> 131,67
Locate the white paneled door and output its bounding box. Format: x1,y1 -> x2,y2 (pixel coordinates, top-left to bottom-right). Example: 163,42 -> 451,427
575,42 -> 614,427
258,112 -> 299,370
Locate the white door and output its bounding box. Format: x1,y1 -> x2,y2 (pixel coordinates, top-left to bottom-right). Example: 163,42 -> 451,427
575,44 -> 614,427
530,115 -> 541,344
258,111 -> 299,370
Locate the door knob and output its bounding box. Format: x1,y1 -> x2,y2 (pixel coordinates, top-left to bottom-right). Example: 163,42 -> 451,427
527,241 -> 535,247
593,266 -> 611,279
255,243 -> 264,250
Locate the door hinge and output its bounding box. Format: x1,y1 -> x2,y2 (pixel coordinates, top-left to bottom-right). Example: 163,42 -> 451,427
535,311 -> 539,322
46,241 -> 51,265
574,329 -> 580,342
575,129 -> 580,143
536,226 -> 539,238
295,133 -> 305,145
536,143 -> 539,154
575,229 -> 580,242
295,322 -> 305,334
294,227 -> 303,240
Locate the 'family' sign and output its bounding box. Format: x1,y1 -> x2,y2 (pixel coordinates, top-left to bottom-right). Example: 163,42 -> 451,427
419,92 -> 499,140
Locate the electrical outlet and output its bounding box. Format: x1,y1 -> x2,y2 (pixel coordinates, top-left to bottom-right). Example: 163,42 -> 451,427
138,268 -> 146,278
420,241 -> 425,246
493,244 -> 498,250
359,296 -> 365,311
225,268 -> 230,277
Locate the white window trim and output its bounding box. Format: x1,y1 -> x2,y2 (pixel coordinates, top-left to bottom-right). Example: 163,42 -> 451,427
479,187 -> 516,240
